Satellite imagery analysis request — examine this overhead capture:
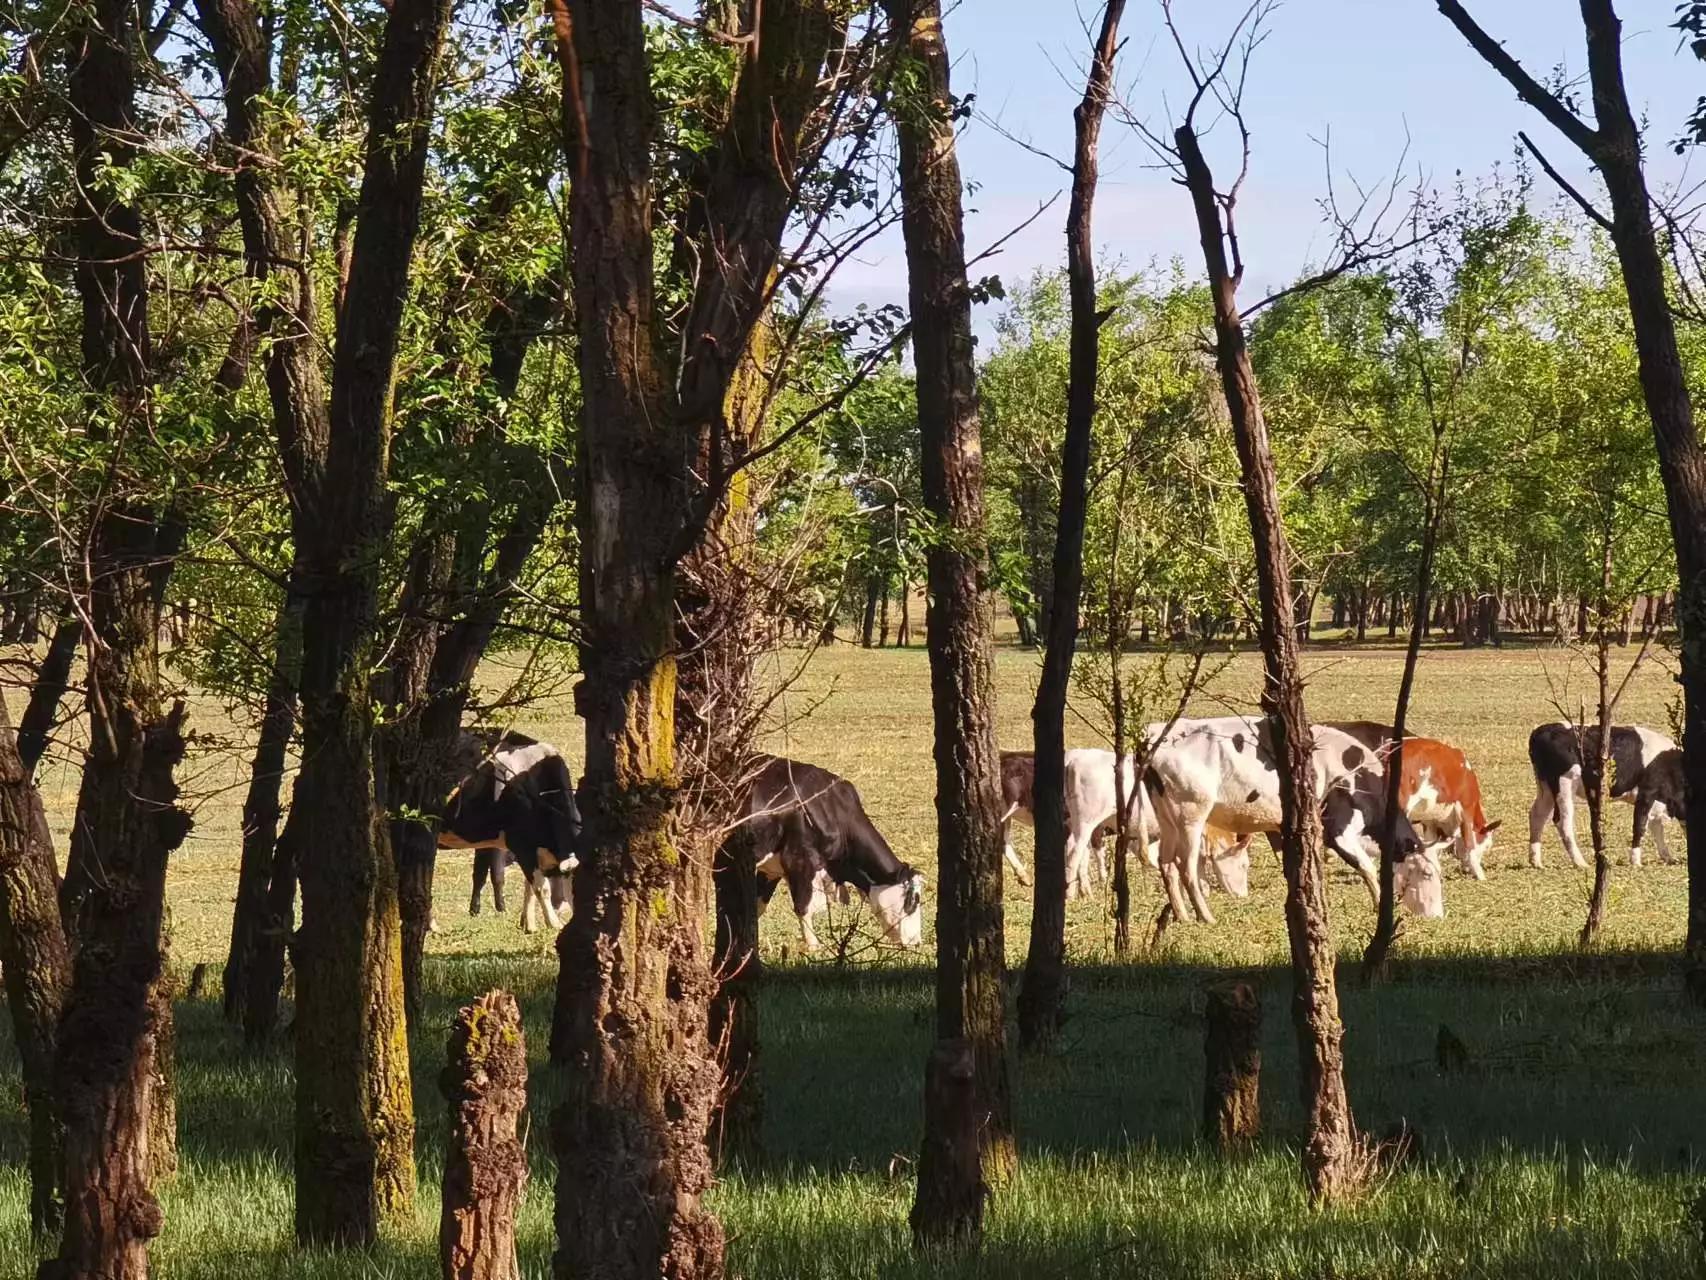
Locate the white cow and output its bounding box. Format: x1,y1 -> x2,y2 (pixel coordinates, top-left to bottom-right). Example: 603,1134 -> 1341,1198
1063,747 -> 1157,898
1145,716 -> 1433,924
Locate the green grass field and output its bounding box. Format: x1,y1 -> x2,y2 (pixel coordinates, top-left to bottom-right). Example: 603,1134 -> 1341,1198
5,638 -> 1705,1277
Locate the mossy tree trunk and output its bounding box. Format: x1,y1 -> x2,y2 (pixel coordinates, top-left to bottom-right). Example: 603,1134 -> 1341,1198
547,1 -> 838,1273
290,0 -> 454,1243
886,0 -> 1017,1201
0,695 -> 70,1237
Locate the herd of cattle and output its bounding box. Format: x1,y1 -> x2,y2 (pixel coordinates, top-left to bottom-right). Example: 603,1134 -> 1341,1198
432,717 -> 1690,950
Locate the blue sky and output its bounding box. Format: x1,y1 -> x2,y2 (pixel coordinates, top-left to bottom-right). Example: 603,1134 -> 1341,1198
827,0 -> 1704,317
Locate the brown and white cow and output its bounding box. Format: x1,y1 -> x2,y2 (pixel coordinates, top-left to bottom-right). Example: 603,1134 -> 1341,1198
1331,722 -> 1500,880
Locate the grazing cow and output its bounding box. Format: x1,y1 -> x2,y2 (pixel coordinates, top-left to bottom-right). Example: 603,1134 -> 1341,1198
1632,748 -> 1688,864
439,731 -> 580,933
997,748 -> 1169,898
1062,747 -> 1159,899
738,756 -> 925,950
1527,722 -> 1676,868
1144,716 -> 1430,924
998,751 -> 1036,886
1326,723 -> 1500,879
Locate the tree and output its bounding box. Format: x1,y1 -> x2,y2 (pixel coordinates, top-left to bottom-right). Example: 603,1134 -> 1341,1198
885,0 -> 1016,1241
546,2 -> 850,1274
1157,2 -> 1359,1202
1018,0 -> 1125,1053
0,694 -> 69,1237
40,0 -> 196,1270
288,0 -> 456,1242
1435,0 -> 1706,999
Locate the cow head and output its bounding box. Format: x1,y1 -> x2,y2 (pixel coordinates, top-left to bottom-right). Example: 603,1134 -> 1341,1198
1394,846 -> 1445,918
1205,839 -> 1251,899
867,870 -> 925,947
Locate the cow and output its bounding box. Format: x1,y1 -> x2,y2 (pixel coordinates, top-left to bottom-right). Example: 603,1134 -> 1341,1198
1527,722 -> 1676,868
1327,722 -> 1500,880
1144,716 -> 1431,924
1632,748 -> 1687,865
998,750 -> 1036,886
737,756 -> 925,951
997,748 -> 1167,898
439,731 -> 580,933
1062,747 -> 1159,899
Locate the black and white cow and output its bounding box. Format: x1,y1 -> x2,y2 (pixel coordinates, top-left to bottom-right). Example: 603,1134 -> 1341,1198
1632,748 -> 1687,863
737,756 -> 925,950
439,731 -> 580,933
1144,716 -> 1431,924
1527,722 -> 1676,868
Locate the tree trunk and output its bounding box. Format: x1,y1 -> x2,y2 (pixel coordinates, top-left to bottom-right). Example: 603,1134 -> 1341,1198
223,578 -> 303,1022
547,4 -> 721,1276
440,991 -> 528,1280
1176,117 -> 1357,1203
0,695 -> 70,1237
909,1038 -> 985,1248
1020,0 -> 1124,1052
291,0 -> 454,1242
1203,983 -> 1261,1151
861,573 -> 881,647
879,578 -> 891,647
1435,0 -> 1706,998
242,806 -> 299,1045
709,826 -> 763,1163
888,0 -> 1016,1202
17,617 -> 80,775
899,576 -> 912,646
1582,526 -> 1616,947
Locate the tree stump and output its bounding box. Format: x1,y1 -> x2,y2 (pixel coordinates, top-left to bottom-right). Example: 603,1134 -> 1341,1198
440,990 -> 528,1280
1203,983 -> 1261,1151
910,1038 -> 985,1248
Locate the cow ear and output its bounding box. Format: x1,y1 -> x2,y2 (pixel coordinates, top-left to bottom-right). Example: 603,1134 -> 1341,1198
1482,820 -> 1502,835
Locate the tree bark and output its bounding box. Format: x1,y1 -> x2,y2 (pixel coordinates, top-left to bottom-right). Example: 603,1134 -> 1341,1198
908,1038 -> 985,1248
242,806 -> 299,1045
547,0 -> 839,1269
709,825 -> 763,1163
1436,0 -> 1706,1000
1203,983 -> 1262,1151
1582,525 -> 1615,947
1019,0 -> 1124,1052
547,5 -> 718,1277
886,0 -> 1016,1200
1176,118 -> 1357,1203
17,617 -> 80,775
290,0 -> 454,1242
0,694 -> 70,1237
440,991 -> 528,1280
223,578 -> 303,1022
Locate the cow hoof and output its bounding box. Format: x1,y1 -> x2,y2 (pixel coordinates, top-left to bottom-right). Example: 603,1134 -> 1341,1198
1527,847 -> 1543,870
1630,848 -> 1644,868
428,916 -> 440,934
469,899 -> 481,917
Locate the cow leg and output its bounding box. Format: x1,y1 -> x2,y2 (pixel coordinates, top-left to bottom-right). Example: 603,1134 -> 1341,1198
1554,775 -> 1588,869
1179,823 -> 1215,925
519,877 -> 537,933
471,849 -> 488,916
491,849 -> 507,913
788,869 -> 822,951
999,808 -> 1031,887
535,871 -> 564,930
1649,805 -> 1674,865
1527,782 -> 1553,868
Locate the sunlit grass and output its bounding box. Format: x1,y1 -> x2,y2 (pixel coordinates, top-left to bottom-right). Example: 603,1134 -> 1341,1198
4,638 -> 1704,1277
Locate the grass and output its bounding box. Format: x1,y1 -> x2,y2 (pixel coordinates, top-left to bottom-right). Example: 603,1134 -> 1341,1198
4,637 -> 1705,1277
